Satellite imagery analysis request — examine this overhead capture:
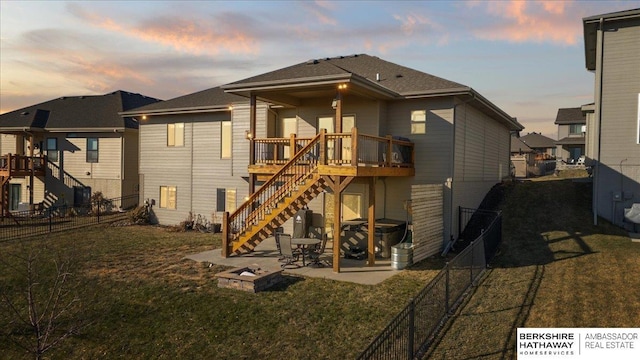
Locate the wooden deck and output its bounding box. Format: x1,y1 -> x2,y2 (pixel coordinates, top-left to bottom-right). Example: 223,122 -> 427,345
248,128 -> 415,179
0,154 -> 46,179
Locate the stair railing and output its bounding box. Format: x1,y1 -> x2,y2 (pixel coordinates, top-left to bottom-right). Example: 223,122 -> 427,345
224,131 -> 324,253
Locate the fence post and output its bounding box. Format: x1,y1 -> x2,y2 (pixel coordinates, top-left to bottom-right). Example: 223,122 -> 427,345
49,208 -> 52,233
445,261 -> 450,315
408,299 -> 415,360
97,200 -> 101,223
470,240 -> 475,285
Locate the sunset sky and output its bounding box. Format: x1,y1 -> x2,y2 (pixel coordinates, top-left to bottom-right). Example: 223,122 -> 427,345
1,0 -> 639,138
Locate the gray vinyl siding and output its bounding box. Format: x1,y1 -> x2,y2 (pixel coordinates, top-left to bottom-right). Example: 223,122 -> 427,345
139,109 -> 256,226
231,103 -> 268,176
594,17 -> 640,226
386,98 -> 455,184
451,100 -> 511,240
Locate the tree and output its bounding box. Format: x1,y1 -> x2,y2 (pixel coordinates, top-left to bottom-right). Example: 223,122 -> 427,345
0,245 -> 88,359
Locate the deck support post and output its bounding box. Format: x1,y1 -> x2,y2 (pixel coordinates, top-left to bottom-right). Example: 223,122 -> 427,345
29,134 -> 34,208
368,177 -> 376,266
221,211 -> 230,258
326,175 -> 355,273
333,178 -> 341,273
249,93 -> 257,195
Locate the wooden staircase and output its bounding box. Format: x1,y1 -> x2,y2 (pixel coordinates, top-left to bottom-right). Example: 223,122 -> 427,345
223,133 -> 326,256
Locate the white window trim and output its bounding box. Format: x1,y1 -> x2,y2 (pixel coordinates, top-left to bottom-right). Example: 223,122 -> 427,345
221,121 -> 232,159
411,110 -> 426,134
159,186 -> 177,209
637,93 -> 639,144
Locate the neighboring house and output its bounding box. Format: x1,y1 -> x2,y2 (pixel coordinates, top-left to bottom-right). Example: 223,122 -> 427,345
124,54 -> 523,272
519,132 -> 556,160
510,135 -> 534,178
0,91 -> 160,216
583,8 -> 640,227
554,107 -> 586,163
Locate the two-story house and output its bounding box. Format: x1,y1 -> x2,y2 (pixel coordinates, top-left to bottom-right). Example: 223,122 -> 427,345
583,8 -> 640,228
125,54 -> 523,272
555,107 -> 586,163
0,91 -> 159,216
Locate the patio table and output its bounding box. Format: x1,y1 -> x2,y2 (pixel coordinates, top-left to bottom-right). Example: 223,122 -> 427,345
291,237 -> 321,266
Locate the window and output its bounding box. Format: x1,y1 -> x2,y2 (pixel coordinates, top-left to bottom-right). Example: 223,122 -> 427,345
86,138 -> 98,163
221,121 -> 232,158
341,193 -> 362,221
216,188 -> 237,212
569,124 -> 583,135
46,138 -> 58,162
159,186 -> 177,209
167,123 -> 184,147
411,110 -> 426,134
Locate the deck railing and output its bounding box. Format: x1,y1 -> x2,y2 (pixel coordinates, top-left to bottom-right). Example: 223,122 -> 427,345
0,154 -> 46,176
223,132 -> 323,255
251,128 -> 414,168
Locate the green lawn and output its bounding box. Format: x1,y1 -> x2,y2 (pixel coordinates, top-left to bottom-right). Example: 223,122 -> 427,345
427,177 -> 640,359
3,176 -> 638,359
0,225 -> 442,359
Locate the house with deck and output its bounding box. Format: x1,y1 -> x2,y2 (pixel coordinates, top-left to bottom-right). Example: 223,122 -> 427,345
0,91 -> 159,217
125,54 -> 523,272
582,9 -> 640,228
554,107 -> 587,163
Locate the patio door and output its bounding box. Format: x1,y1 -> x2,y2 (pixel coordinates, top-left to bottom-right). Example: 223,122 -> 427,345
280,117 -> 297,160
9,184 -> 21,211
318,116 -> 355,161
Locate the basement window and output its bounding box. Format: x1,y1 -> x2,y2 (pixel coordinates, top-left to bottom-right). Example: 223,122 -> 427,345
159,186 -> 177,209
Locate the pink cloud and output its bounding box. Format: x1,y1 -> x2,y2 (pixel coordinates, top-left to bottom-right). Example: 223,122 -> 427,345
300,1 -> 337,25
471,0 -> 581,45
67,3 -> 258,55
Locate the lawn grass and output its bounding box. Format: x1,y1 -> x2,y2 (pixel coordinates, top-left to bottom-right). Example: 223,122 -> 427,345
0,225 -> 442,359
427,178 -> 640,359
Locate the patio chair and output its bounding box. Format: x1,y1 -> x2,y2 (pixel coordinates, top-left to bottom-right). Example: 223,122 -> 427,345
307,234 -> 329,267
277,233 -> 300,269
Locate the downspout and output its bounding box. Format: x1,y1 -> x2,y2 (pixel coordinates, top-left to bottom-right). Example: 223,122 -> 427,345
593,17 -> 604,226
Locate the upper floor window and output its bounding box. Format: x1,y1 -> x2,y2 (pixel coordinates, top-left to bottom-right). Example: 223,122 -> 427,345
221,121 -> 232,159
569,124 -> 584,135
46,138 -> 58,162
167,123 -> 184,147
159,186 -> 177,209
86,138 -> 98,163
411,110 -> 426,134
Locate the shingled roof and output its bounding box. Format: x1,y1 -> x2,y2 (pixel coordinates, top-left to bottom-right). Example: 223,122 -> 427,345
123,86 -> 244,115
511,136 -> 533,153
519,132 -> 557,149
225,54 -> 468,95
554,107 -> 586,125
0,91 -> 160,131
222,54 -> 523,131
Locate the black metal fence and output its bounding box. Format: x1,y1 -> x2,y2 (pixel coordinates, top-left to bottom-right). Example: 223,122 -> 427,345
0,194 -> 138,242
358,209 -> 502,360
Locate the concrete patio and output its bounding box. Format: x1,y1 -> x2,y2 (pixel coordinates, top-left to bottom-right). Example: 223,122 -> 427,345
185,236 -> 403,285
